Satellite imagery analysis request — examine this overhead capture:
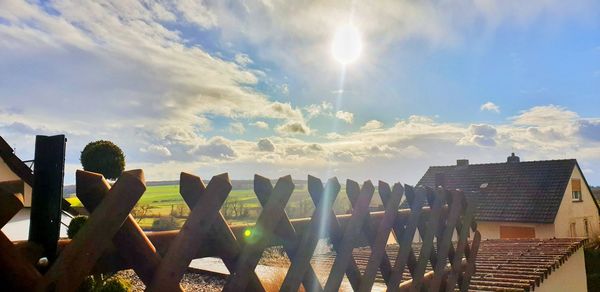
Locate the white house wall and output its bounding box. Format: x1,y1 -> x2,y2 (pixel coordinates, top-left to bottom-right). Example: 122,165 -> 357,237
536,248 -> 587,292
0,156 -> 32,207
553,166 -> 600,238
475,221 -> 555,239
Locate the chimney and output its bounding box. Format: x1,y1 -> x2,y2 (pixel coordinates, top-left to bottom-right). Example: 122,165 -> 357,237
507,153 -> 520,163
456,159 -> 469,167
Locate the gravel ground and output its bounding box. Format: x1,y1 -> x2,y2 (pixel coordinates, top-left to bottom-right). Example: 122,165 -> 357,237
116,270 -> 225,291
116,243 -> 333,291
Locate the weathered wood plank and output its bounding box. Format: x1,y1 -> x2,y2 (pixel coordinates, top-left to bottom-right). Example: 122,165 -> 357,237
281,176 -> 340,292
323,180 -> 374,292
223,175 -> 294,292
75,170 -> 173,290
358,182 -> 403,292
179,172 -> 264,292
0,180 -> 24,227
38,169 -> 146,292
313,180 -> 363,290
460,230 -> 481,292
0,180 -> 24,196
0,231 -> 41,291
347,180 -> 395,283
446,198 -> 475,291
410,188 -> 444,291
387,186 -> 425,291
429,190 -> 462,291
253,175 -> 322,292
147,173 -> 231,292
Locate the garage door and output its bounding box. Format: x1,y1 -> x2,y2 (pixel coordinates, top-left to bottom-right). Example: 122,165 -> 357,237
499,226 -> 535,239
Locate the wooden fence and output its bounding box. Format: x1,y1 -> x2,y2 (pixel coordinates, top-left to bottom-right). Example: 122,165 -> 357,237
0,170 -> 480,291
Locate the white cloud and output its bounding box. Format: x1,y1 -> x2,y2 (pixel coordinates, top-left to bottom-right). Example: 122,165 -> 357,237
234,53 -> 253,66
304,102 -> 333,119
512,105 -> 577,126
459,124 -> 497,146
257,138 -> 275,152
480,102 -> 500,113
335,111 -> 354,124
192,136 -> 237,159
251,121 -> 270,129
276,122 -> 311,135
140,144 -> 172,157
360,120 -> 384,131
228,122 -> 246,134
280,84 -> 289,95
0,0 -> 308,148
172,0 -> 218,29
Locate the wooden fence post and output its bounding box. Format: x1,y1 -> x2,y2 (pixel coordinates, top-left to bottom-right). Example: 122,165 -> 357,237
28,134 -> 66,263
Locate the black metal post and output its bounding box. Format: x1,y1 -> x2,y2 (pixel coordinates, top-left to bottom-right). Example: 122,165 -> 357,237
28,135 -> 66,263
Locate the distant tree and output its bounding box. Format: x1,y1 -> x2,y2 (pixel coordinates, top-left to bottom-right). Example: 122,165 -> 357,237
80,140 -> 125,180
131,204 -> 152,223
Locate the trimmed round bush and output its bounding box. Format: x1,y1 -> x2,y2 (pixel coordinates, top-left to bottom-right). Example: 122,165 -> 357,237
67,215 -> 88,239
81,140 -> 125,180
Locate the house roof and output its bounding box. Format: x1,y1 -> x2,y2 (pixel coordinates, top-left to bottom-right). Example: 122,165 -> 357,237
469,238 -> 586,291
311,238 -> 586,292
0,136 -> 72,210
408,158 -> 598,223
0,136 -> 34,186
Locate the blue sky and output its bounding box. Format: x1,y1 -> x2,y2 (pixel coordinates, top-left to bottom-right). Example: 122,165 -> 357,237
1,0 -> 600,185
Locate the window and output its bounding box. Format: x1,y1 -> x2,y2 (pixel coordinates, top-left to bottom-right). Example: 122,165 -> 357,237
572,179 -> 582,201
584,219 -> 590,237
570,222 -> 577,237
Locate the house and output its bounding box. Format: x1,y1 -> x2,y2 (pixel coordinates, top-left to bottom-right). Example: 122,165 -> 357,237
414,153 -> 600,239
0,136 -> 74,240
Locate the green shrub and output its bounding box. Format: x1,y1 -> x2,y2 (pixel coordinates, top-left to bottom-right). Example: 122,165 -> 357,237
151,216 -> 179,231
98,277 -> 130,292
77,275 -> 130,292
80,140 -> 125,180
67,215 -> 88,239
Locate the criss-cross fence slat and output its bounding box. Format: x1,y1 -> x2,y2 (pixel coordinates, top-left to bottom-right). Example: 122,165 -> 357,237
179,172 -> 264,292
148,173 -> 231,291
281,177 -> 344,291
38,169 -> 146,292
75,170 -> 173,290
0,180 -> 41,291
0,171 -> 479,292
357,181 -> 403,292
252,175 -> 323,292
222,175 -> 294,292
323,180 -> 374,291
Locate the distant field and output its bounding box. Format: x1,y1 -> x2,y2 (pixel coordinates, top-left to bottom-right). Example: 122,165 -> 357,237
66,183 -> 383,229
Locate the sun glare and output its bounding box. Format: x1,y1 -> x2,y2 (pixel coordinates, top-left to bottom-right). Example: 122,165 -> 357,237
331,24 -> 362,65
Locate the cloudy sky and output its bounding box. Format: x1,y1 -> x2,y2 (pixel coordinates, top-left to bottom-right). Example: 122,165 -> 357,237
1,0 -> 600,185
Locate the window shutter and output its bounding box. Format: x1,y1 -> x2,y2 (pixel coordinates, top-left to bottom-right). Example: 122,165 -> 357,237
572,179 -> 582,192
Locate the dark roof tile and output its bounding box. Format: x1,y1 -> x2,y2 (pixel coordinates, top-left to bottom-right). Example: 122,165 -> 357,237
407,159 -> 578,223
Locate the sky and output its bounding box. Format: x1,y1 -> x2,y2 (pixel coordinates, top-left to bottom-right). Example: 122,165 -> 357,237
1,0 -> 600,185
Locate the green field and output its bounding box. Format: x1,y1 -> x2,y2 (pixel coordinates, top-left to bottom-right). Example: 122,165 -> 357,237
66,184 -> 383,229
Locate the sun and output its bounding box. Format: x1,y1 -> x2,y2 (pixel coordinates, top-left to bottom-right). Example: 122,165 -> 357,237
331,23 -> 363,65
